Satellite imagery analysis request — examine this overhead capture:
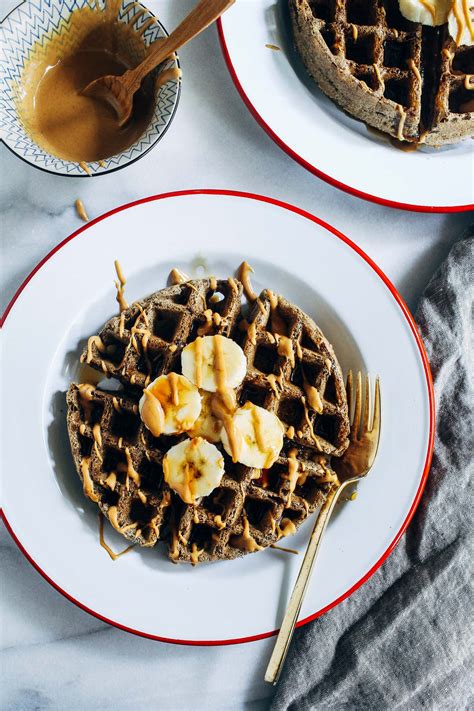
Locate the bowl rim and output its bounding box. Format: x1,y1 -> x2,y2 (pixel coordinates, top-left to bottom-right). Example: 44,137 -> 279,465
0,0 -> 181,178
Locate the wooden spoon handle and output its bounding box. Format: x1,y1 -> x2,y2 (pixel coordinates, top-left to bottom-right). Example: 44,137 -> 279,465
264,482 -> 350,685
126,0 -> 235,89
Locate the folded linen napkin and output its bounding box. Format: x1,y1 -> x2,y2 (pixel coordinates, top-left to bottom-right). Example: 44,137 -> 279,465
271,235 -> 474,711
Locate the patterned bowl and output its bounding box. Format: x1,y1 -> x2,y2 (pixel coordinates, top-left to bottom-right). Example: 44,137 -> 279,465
0,0 -> 181,177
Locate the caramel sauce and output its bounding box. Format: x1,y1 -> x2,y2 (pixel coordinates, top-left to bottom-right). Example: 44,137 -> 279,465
99,514 -> 134,561
17,6 -> 156,164
237,261 -> 257,301
114,259 -> 128,313
75,198 -> 89,222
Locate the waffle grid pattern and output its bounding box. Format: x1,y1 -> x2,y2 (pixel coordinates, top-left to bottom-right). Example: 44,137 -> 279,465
67,278 -> 350,563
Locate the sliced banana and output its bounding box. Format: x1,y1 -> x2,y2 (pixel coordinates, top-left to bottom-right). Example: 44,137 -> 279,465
163,437 -> 225,504
188,391 -> 222,443
398,0 -> 452,26
139,373 -> 201,436
221,402 -> 284,469
181,335 -> 246,392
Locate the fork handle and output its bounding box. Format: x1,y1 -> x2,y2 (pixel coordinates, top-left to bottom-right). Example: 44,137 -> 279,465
264,479 -> 354,685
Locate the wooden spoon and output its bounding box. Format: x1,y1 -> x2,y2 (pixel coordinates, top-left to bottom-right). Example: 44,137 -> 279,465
83,0 -> 235,126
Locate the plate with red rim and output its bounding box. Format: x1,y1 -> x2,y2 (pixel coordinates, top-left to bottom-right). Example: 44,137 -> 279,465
217,2 -> 473,213
1,190 -> 434,644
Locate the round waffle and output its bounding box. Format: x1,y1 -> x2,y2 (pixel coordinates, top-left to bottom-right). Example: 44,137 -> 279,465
67,277 -> 350,563
289,0 -> 474,146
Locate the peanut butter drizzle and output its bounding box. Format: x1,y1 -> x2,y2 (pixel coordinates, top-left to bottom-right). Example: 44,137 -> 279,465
284,448 -> 299,504
295,340 -> 303,360
155,66 -> 182,89
267,374 -> 281,397
114,260 -> 129,313
85,336 -> 106,364
276,334 -> 295,367
419,0 -> 436,22
266,290 -> 287,335
464,74 -> 474,90
125,447 -> 140,486
286,425 -> 295,439
190,543 -> 204,565
169,343 -> 178,353
79,162 -> 92,176
194,337 -> 203,388
303,381 -> 324,414
92,422 -> 102,448
210,276 -> 217,291
396,105 -> 407,142
277,517 -> 297,538
112,396 -> 122,413
169,267 -> 190,285
265,43 -> 281,51
228,277 -> 239,295
452,0 -> 473,45
193,508 -> 200,524
212,336 -> 242,462
248,403 -> 275,468
351,24 -> 358,41
81,457 -> 99,501
238,261 -> 257,301
137,489 -> 147,504
99,514 -> 134,561
301,396 -> 322,450
214,515 -> 226,530
75,198 -> 89,222
373,63 -> 384,90
198,309 -> 213,336
140,389 -> 165,436
170,529 -> 179,561
178,532 -> 188,546
79,423 -> 86,435
105,472 -> 117,490
78,381 -> 95,418
119,312 -> 125,338
240,319 -> 257,345
231,516 -> 263,553
407,58 -> 421,83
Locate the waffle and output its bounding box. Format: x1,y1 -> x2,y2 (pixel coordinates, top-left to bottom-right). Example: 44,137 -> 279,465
289,0 -> 474,145
67,278 -> 350,563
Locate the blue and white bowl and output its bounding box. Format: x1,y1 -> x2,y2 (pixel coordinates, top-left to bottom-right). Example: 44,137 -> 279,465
0,0 -> 181,177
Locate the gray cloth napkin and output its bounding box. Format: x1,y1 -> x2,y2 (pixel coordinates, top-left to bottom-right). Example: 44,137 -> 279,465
271,235 -> 474,711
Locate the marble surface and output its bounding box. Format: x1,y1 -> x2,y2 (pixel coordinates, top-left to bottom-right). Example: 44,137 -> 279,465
1,1 -> 472,709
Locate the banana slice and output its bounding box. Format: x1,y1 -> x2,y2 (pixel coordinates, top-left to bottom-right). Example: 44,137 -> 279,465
163,437 -> 225,504
139,373 -> 201,436
181,335 -> 246,392
398,0 -> 451,26
221,402 -> 284,469
188,391 -> 222,443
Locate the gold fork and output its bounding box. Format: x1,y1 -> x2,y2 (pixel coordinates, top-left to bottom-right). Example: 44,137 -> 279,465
265,371 -> 381,685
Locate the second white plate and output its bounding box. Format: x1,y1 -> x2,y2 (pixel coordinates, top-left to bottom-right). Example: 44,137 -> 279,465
218,1 -> 473,212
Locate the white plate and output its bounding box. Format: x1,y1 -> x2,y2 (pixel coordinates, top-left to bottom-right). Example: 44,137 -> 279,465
1,190 -> 434,644
218,2 -> 473,213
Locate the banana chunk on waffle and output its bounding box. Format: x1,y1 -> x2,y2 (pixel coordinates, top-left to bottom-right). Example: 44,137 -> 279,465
289,0 -> 473,146
67,277 -> 350,564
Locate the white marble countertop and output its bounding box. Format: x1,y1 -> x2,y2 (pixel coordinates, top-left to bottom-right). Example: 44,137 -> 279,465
1,1 -> 472,709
